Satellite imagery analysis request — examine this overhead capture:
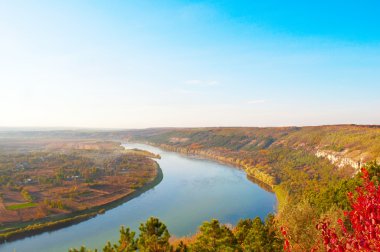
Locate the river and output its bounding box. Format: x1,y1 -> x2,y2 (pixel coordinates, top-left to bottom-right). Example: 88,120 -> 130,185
1,143 -> 277,252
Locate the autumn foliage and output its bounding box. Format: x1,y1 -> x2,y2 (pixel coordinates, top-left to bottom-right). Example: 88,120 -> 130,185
282,168 -> 380,251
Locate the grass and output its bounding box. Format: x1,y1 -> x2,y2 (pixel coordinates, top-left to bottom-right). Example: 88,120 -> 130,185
272,185 -> 289,211
6,202 -> 37,210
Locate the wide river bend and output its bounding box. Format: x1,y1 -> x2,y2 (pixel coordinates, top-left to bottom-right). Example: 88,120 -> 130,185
2,143 -> 277,252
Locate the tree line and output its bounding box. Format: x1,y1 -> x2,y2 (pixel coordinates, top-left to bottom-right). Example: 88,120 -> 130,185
70,214 -> 282,252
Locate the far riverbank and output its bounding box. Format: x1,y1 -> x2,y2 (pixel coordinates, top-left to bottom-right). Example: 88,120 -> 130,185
0,162 -> 163,243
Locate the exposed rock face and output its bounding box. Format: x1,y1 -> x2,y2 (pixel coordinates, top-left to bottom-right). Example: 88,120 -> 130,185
315,150 -> 362,171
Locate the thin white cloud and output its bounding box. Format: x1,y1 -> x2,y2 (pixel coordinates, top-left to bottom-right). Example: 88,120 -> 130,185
185,79 -> 219,86
175,88 -> 199,95
247,99 -> 266,104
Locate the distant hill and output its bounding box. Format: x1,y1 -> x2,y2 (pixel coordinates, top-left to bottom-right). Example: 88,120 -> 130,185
127,125 -> 380,172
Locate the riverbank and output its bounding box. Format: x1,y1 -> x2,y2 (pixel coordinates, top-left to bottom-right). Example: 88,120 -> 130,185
129,141 -> 282,213
138,142 -> 275,189
0,162 -> 163,243
130,141 -> 287,215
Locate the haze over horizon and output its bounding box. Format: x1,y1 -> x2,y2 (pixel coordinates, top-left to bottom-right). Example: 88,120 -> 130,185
1,0 -> 380,128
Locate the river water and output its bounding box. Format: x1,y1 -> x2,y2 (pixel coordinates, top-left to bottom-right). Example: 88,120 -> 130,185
1,143 -> 276,252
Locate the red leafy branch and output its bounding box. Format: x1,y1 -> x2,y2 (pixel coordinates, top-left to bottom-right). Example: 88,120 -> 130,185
282,168 -> 380,251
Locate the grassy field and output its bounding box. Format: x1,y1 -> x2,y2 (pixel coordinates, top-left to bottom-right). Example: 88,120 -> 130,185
6,202 -> 37,210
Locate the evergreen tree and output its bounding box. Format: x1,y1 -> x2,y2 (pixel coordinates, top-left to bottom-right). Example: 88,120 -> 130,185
191,219 -> 238,252
103,226 -> 137,252
241,217 -> 268,251
173,241 -> 188,252
235,215 -> 282,252
263,214 -> 283,251
138,217 -> 171,252
69,246 -> 95,252
235,219 -> 254,245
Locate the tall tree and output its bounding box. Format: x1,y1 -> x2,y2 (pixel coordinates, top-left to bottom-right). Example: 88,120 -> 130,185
103,226 -> 137,252
191,219 -> 238,252
138,217 -> 171,252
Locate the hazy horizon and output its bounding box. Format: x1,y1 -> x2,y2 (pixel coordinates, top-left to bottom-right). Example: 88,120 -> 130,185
1,1 -> 380,128
2,124 -> 380,132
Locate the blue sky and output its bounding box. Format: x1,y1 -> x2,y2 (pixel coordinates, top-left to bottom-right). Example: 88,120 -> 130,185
1,0 -> 379,128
